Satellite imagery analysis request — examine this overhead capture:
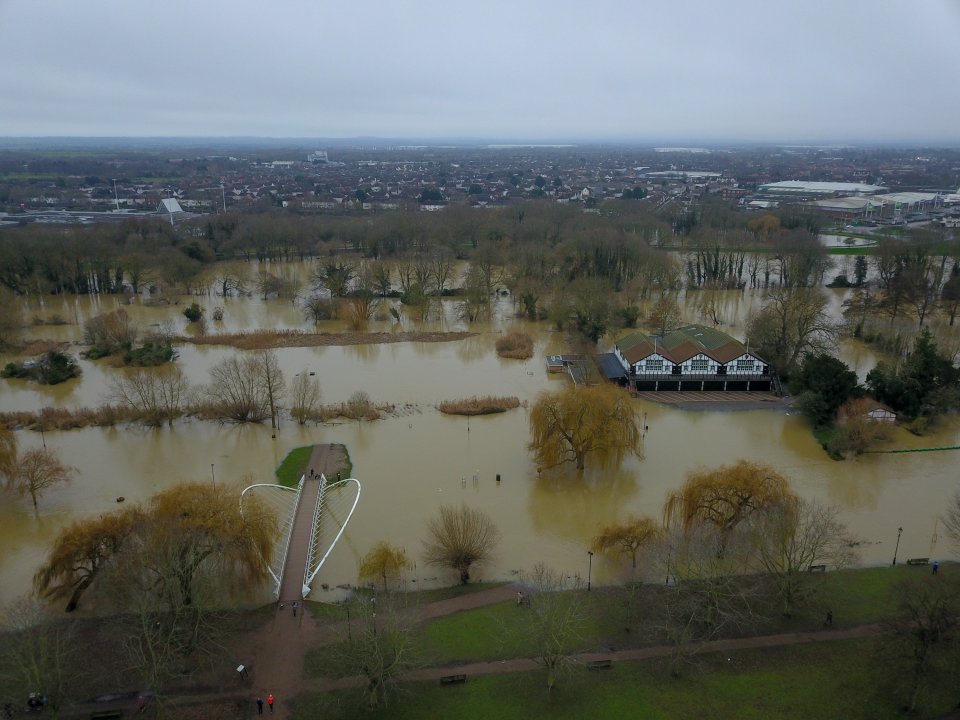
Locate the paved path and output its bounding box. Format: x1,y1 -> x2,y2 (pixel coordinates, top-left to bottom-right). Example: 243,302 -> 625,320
250,443 -> 348,718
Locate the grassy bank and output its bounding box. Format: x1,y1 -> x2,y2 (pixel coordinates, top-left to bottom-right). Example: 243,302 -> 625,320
294,637 -> 955,720
275,443 -> 353,487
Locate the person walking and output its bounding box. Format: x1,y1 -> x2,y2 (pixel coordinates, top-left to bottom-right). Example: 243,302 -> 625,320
292,601 -> 298,617
256,697 -> 263,715
268,694 -> 274,714
932,560 -> 940,575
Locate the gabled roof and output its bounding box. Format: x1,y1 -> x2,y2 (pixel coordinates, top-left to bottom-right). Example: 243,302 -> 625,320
613,324 -> 761,366
665,325 -> 750,364
616,331 -> 656,364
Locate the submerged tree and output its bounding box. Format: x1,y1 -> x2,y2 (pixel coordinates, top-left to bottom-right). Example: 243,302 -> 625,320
289,370 -> 322,425
747,287 -> 836,377
109,366 -> 191,427
4,448 -> 75,512
528,384 -> 643,471
422,504 -> 499,584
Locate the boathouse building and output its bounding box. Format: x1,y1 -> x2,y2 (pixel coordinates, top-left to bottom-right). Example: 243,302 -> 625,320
611,324 -> 772,392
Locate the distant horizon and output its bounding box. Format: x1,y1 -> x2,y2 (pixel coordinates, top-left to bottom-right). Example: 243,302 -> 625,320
2,135 -> 960,150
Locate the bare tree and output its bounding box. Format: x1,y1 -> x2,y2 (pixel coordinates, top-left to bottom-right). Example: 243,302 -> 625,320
514,563 -> 587,691
3,448 -> 74,513
655,525 -> 764,676
0,596 -> 80,719
255,350 -> 285,430
204,355 -> 270,422
289,370 -> 321,425
83,309 -> 138,356
747,287 -> 836,376
885,576 -> 960,713
422,504 -> 499,584
109,366 -> 191,427
752,498 -> 859,616
337,596 -> 421,709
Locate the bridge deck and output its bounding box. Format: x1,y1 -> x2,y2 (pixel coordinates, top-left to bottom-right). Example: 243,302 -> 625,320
278,443 -> 348,603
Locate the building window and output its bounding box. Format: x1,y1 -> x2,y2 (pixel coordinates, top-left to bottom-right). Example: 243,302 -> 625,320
736,358 -> 754,371
690,358 -> 709,372
646,359 -> 663,372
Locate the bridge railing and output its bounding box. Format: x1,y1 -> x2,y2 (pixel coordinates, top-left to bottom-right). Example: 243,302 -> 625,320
303,473 -> 329,597
270,475 -> 304,598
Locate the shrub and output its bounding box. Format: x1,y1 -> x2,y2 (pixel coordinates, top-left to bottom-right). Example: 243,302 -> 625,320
123,338 -> 176,367
37,351 -> 81,385
183,303 -> 203,322
495,331 -> 533,360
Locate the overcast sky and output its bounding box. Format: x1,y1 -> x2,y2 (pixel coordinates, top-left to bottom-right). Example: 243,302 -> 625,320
1,0 -> 959,143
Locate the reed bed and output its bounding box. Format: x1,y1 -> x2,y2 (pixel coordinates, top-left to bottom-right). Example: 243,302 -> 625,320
495,331 -> 533,360
438,396 -> 521,416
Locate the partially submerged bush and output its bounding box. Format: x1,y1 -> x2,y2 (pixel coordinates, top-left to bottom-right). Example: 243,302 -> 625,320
495,331 -> 533,360
2,350 -> 80,385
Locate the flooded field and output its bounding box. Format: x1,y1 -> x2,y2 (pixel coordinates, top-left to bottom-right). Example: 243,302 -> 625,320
2,274 -> 957,608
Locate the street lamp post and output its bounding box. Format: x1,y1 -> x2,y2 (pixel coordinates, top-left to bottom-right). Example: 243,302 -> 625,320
892,526 -> 903,566
587,551 -> 594,592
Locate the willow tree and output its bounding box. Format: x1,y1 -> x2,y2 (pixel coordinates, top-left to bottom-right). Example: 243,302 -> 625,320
359,542 -> 413,593
528,385 -> 643,471
140,482 -> 277,606
593,515 -> 663,569
34,506 -> 143,612
663,460 -> 793,534
422,504 -> 499,584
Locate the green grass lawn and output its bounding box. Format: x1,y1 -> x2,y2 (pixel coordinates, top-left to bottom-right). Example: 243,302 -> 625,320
275,445 -> 313,486
292,637 -> 957,720
274,443 -> 353,487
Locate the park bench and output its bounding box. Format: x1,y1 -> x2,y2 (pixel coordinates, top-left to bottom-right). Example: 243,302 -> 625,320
906,558 -> 929,566
587,659 -> 612,670
89,710 -> 123,719
808,564 -> 826,573
440,673 -> 467,686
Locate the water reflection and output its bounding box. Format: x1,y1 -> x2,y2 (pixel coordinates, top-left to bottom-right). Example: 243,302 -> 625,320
529,465 -> 639,542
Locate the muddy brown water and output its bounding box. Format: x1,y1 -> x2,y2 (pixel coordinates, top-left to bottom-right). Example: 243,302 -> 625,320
1,280 -> 958,608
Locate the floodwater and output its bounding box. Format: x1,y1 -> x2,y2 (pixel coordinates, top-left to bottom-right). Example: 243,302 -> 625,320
2,271 -> 958,609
